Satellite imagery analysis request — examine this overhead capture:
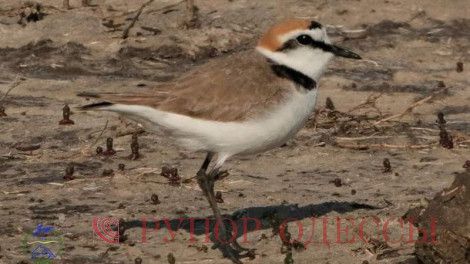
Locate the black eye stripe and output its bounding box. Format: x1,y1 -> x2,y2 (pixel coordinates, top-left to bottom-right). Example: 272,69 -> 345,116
310,39 -> 334,53
296,34 -> 313,45
296,35 -> 332,53
277,35 -> 332,54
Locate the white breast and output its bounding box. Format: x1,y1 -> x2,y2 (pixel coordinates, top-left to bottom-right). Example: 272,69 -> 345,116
106,89 -> 318,157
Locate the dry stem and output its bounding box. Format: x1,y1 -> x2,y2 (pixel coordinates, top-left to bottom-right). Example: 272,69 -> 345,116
122,0 -> 155,39
374,88 -> 447,125
62,0 -> 70,9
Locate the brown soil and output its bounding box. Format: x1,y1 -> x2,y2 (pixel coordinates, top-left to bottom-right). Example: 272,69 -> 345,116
0,0 -> 469,263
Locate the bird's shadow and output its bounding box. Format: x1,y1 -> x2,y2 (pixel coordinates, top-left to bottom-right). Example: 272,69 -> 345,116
119,201 -> 380,242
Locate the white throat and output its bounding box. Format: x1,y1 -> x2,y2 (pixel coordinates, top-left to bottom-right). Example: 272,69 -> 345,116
256,46 -> 333,81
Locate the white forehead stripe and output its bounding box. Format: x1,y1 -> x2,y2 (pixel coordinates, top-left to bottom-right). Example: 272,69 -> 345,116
278,28 -> 325,43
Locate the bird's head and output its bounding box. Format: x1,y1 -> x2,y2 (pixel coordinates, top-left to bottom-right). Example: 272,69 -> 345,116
257,19 -> 361,82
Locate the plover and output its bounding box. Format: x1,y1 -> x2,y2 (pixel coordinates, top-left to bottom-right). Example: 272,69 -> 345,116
79,18 -> 361,263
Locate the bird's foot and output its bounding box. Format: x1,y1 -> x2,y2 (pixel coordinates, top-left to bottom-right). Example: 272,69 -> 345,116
231,239 -> 252,252
213,241 -> 256,264
196,169 -> 229,195
213,242 -> 243,264
211,223 -> 256,263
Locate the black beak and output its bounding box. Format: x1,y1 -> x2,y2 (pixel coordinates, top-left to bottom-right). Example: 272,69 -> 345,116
329,44 -> 362,59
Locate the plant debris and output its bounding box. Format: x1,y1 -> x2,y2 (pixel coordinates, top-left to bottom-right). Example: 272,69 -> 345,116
182,0 -> 200,29
167,253 -> 176,264
59,104 -> 75,125
102,169 -> 114,177
14,143 -> 41,152
150,194 -> 160,205
456,61 -> 463,72
188,244 -> 208,253
129,133 -> 140,160
161,166 -> 181,186
463,160 -> 470,171
436,112 -> 446,127
0,105 -> 6,117
215,191 -> 224,203
383,158 -> 392,173
18,1 -> 45,26
64,163 -> 75,180
122,0 -> 155,39
439,128 -> 454,149
325,97 -> 336,111
96,146 -> 103,155
103,138 -> 116,156
330,178 -> 343,187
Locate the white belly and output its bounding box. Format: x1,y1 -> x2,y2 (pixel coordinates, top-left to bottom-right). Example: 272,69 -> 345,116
108,89 -> 318,156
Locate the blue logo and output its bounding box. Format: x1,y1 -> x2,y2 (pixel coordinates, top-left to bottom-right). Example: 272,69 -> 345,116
21,224 -> 64,264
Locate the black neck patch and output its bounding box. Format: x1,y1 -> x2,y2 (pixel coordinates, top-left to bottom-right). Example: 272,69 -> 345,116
270,64 -> 316,90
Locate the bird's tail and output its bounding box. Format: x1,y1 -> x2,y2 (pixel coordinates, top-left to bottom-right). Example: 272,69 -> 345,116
79,101 -> 114,111
77,92 -> 114,111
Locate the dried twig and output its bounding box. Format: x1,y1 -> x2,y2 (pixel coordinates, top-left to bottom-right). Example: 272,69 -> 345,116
122,0 -> 155,39
348,92 -> 383,114
1,76 -> 24,102
182,0 -> 200,29
62,0 -> 70,9
337,143 -> 432,150
81,0 -> 91,7
91,120 -> 109,147
336,136 -> 392,141
374,88 -> 447,125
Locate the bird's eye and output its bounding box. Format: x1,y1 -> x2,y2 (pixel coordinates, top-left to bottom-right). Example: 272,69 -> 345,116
296,35 -> 312,45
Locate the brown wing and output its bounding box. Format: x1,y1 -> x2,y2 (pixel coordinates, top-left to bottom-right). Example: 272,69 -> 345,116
89,50 -> 294,122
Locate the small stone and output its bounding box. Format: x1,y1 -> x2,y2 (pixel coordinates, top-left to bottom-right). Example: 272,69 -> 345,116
96,146 -> 103,155
436,112 -> 446,127
330,178 -> 342,187
167,253 -> 175,264
325,97 -> 335,111
129,133 -> 140,160
103,138 -> 116,156
118,163 -> 125,171
246,249 -> 256,260
437,80 -> 446,88
59,104 -> 74,125
383,158 -> 392,173
63,163 -> 75,180
102,169 -> 114,177
215,191 -> 224,203
439,128 -> 454,149
161,166 -> 181,186
134,257 -> 142,264
0,105 -> 6,117
463,160 -> 470,171
351,189 -> 357,195
150,194 -> 160,205
456,61 -> 463,72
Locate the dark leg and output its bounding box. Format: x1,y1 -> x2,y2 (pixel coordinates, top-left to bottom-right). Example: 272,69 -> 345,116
199,152 -> 214,173
196,153 -> 249,264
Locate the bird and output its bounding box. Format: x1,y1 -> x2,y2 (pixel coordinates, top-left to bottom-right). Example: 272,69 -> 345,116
78,18 -> 361,263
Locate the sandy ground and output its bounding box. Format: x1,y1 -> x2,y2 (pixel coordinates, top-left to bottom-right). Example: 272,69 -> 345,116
0,0 -> 469,263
